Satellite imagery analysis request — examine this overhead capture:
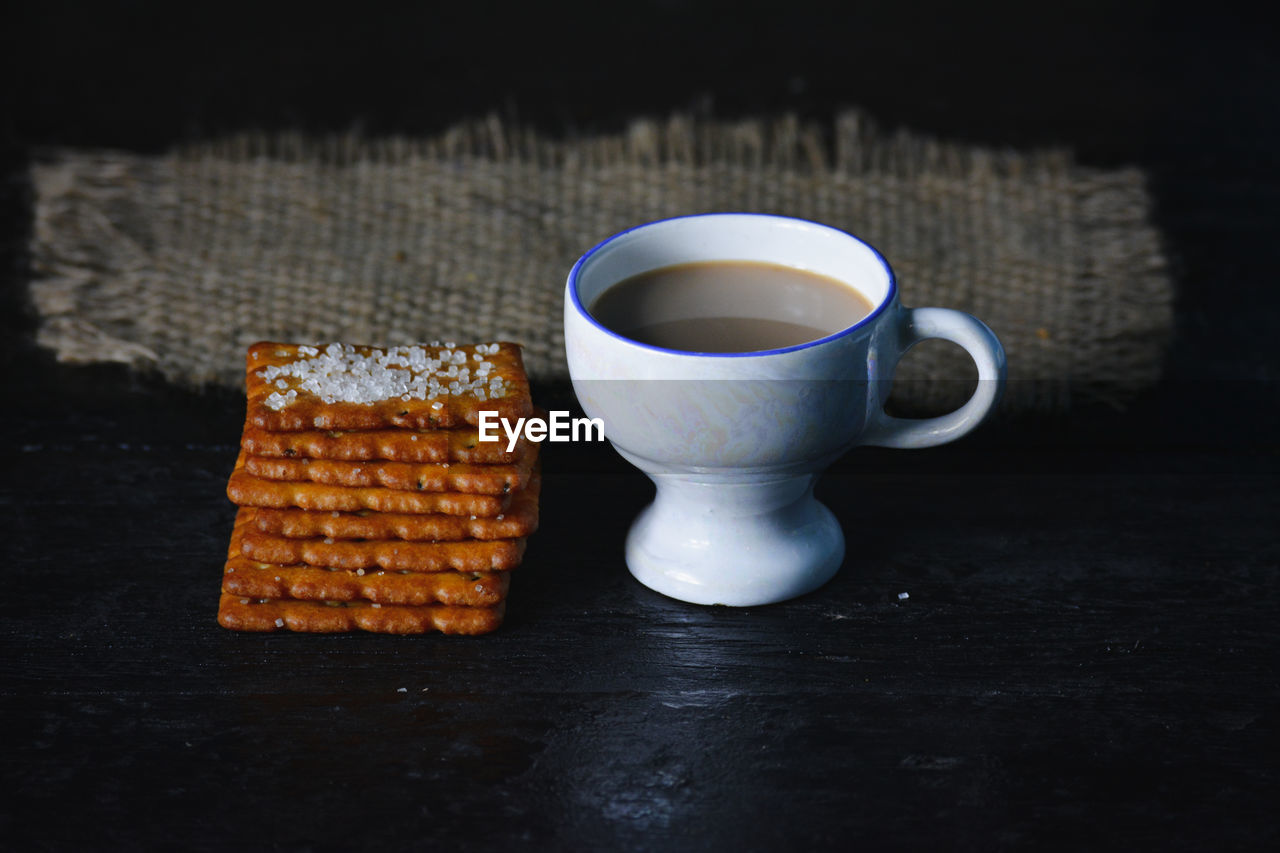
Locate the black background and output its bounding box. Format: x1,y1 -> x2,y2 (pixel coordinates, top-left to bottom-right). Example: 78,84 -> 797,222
3,2 -> 1278,850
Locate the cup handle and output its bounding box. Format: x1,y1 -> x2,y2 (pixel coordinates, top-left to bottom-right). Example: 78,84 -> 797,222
862,307 -> 1007,449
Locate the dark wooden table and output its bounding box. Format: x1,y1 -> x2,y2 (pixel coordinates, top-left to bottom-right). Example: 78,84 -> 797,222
4,2 -> 1277,850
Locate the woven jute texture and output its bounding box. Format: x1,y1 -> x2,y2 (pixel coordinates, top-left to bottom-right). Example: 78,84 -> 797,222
29,113 -> 1171,411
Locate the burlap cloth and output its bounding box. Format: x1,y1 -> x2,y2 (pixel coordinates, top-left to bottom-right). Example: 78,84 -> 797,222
29,112 -> 1171,412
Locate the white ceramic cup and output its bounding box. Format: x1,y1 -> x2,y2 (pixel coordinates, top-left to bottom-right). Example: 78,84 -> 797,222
564,213 -> 1006,606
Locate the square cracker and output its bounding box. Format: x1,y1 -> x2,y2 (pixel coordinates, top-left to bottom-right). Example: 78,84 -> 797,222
217,594 -> 505,634
246,341 -> 532,431
227,451 -> 512,516
224,559 -> 510,606
238,525 -> 527,572
222,518 -> 509,605
241,439 -> 538,495
240,425 -> 530,464
247,472 -> 540,542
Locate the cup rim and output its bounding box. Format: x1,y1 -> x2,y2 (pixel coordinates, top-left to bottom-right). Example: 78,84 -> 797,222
567,212 -> 898,358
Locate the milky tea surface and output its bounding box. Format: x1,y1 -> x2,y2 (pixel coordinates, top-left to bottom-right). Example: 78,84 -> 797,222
589,260 -> 874,353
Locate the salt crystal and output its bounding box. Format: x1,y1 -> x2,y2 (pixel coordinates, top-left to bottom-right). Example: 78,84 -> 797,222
257,342 -> 513,410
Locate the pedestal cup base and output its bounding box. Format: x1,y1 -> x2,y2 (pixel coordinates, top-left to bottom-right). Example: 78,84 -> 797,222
623,474 -> 845,606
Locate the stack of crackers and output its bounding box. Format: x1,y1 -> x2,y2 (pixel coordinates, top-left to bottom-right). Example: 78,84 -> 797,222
219,341 -> 539,635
